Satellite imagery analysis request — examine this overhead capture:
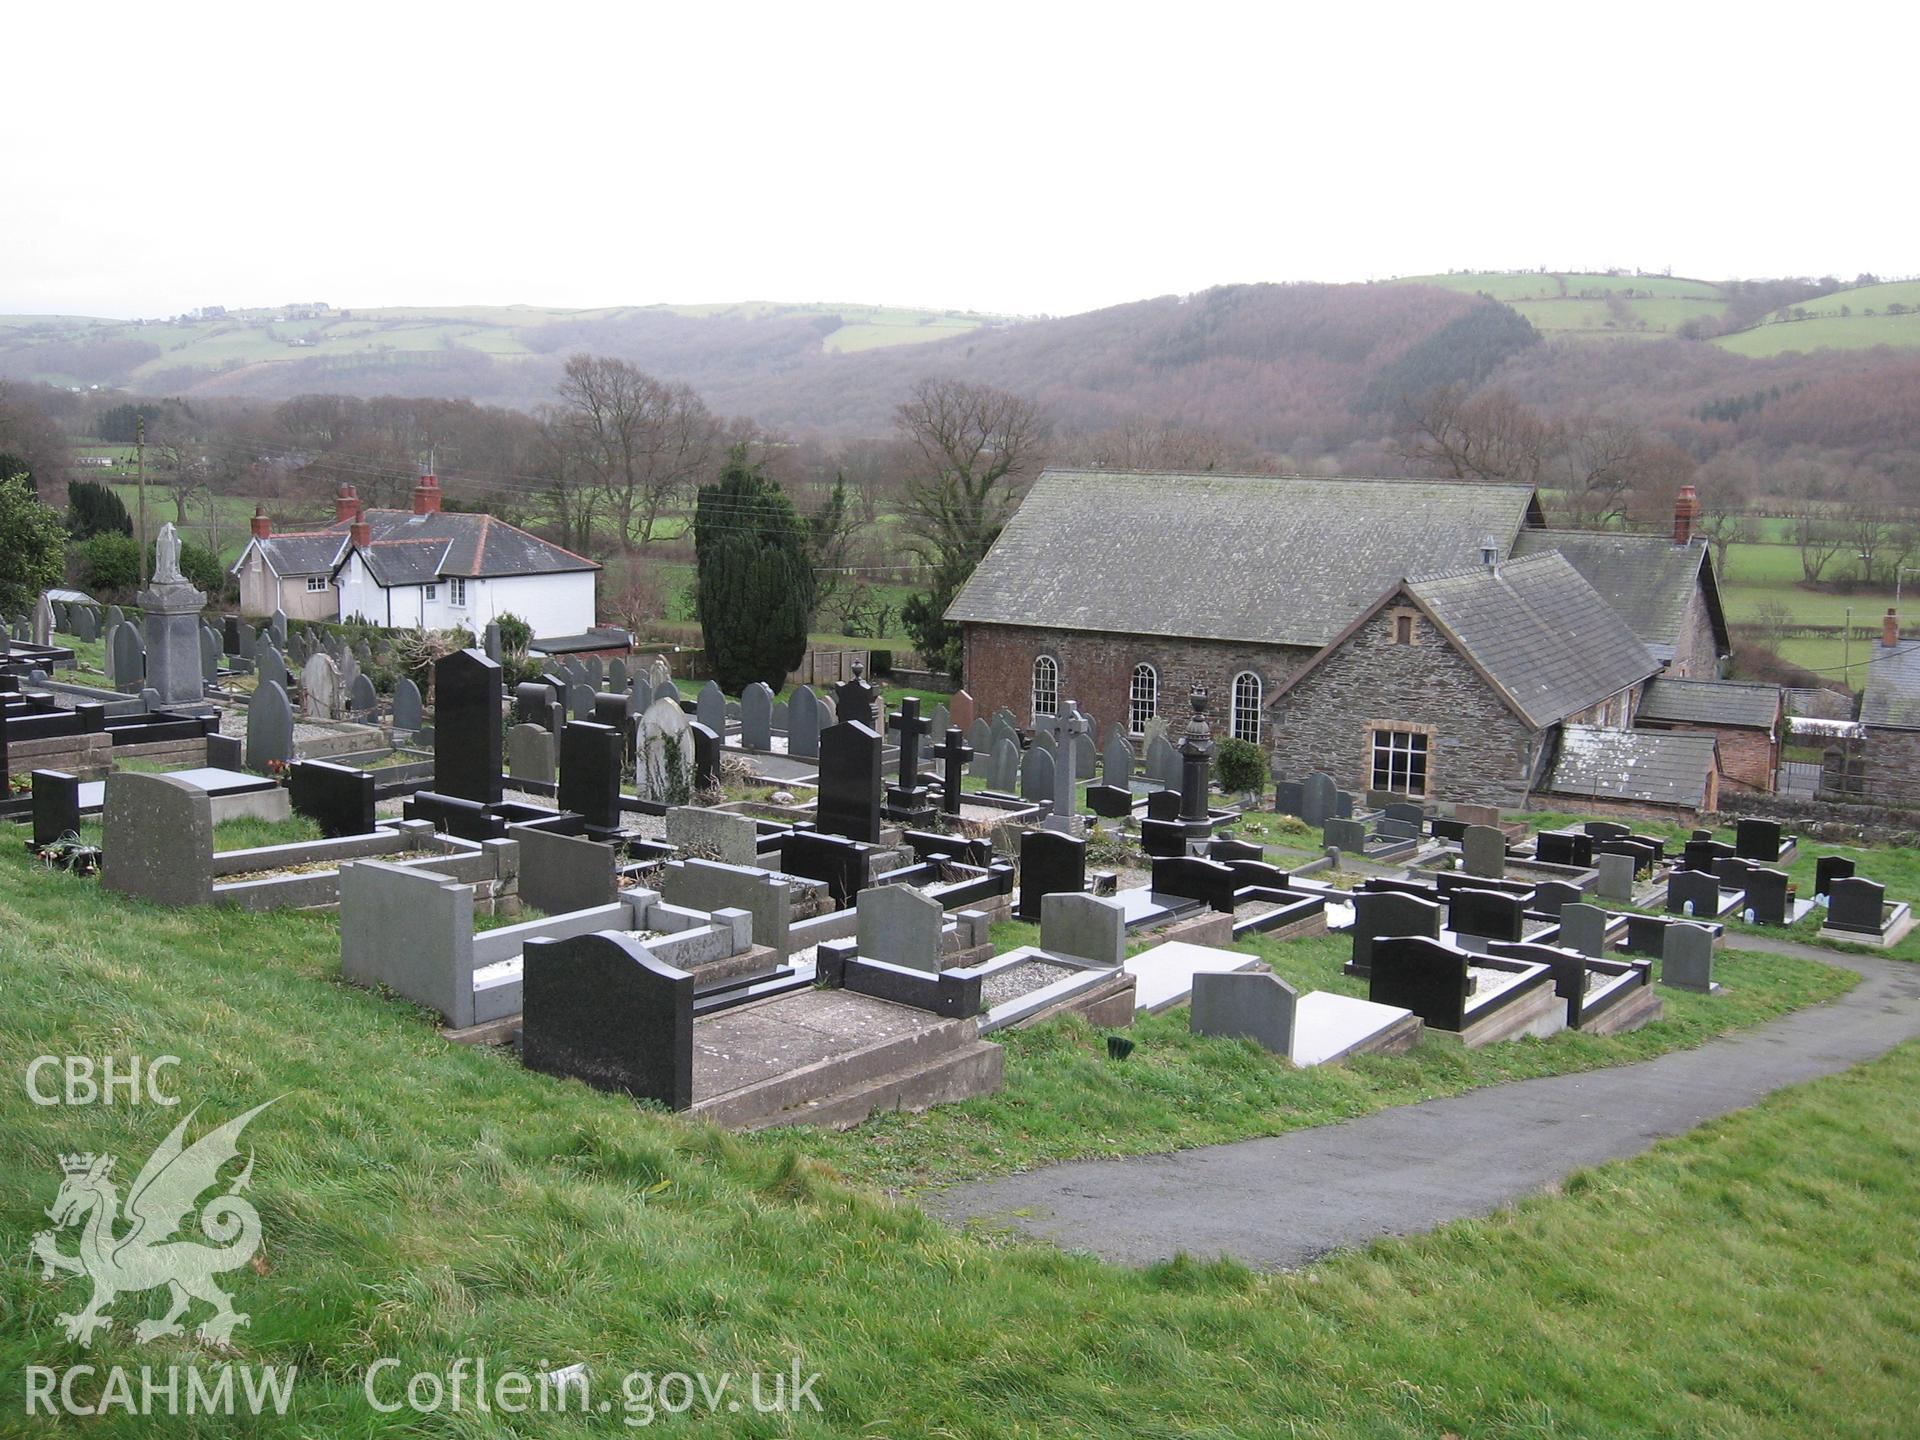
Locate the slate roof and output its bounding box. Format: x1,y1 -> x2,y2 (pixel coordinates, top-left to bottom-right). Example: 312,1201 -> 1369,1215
945,469 -> 1546,647
1404,553 -> 1659,729
1860,638 -> 1920,730
1546,725 -> 1720,809
1510,528 -> 1728,659
240,533 -> 349,578
1637,677 -> 1781,730
333,509 -> 597,581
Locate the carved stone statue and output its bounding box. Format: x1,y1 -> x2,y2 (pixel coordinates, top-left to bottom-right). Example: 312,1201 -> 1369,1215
153,523 -> 184,586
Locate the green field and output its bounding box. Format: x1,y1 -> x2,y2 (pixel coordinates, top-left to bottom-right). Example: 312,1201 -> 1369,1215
1714,538 -> 1911,684
1714,309 -> 1920,356
1397,272 -> 1730,337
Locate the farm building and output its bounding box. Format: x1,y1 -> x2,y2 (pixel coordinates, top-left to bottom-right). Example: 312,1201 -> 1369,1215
231,472 -> 599,636
1632,676 -> 1783,793
1851,609 -> 1920,807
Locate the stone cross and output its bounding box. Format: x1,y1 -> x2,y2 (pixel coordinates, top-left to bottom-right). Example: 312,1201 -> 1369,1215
934,725 -> 973,817
884,696 -> 934,821
1051,701 -> 1089,832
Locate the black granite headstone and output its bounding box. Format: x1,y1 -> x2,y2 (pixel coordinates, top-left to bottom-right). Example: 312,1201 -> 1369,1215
287,760 -> 376,838
522,932 -> 694,1109
1151,855 -> 1239,913
884,697 -> 935,823
1017,828 -> 1087,922
1348,889 -> 1444,975
434,650 -> 503,804
1734,817 -> 1783,862
779,829 -> 866,906
1535,831 -> 1594,868
817,720 -> 883,843
1815,855 -> 1855,897
1667,867 -> 1722,917
934,725 -> 973,818
1827,876 -> 1886,934
1743,867 -> 1792,926
689,721 -> 721,794
1369,935 -> 1473,1031
832,661 -> 877,730
1448,887 -> 1526,943
30,769 -> 80,848
558,720 -> 623,836
1140,817 -> 1189,858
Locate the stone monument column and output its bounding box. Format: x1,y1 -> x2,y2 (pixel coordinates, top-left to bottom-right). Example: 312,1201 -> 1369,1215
136,523 -> 210,709
1178,682 -> 1215,833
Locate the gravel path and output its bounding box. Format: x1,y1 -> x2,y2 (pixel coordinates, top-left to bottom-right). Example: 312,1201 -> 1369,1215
928,937 -> 1920,1269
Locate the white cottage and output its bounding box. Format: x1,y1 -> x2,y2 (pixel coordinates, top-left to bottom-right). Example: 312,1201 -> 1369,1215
230,472 -> 599,636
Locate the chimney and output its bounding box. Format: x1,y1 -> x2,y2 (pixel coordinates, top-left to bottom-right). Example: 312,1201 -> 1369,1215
1673,484 -> 1700,545
334,482 -> 359,523
349,502 -> 371,551
250,504 -> 271,539
1884,608 -> 1899,648
411,464 -> 441,516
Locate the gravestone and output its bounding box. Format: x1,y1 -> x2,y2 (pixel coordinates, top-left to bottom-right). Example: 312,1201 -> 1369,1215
1535,831 -> 1594,868
1348,890 -> 1444,975
200,626 -> 220,685
929,701 -> 949,739
665,806 -> 759,866
1019,743 -> 1055,804
558,720 -> 623,834
1460,824 -> 1506,879
1369,935 -> 1473,1031
508,723 -> 557,784
950,688 -> 976,731
483,622 -> 503,662
582,655 -> 602,688
30,769 -> 81,848
1191,971 -> 1297,1054
1018,828 -> 1087,922
607,658 -> 629,691
101,773 -> 213,908
256,639 -> 287,691
1661,923 -> 1716,992
1299,772 -> 1337,826
1734,818 -> 1783,862
1448,887 -> 1525,944
1102,727 -> 1133,786
1146,734 -> 1182,790
109,622 -> 146,690
648,657 -> 673,691
139,687 -> 161,713
689,721 -> 721,794
1827,876 -> 1887,935
392,677 -> 424,732
269,608 -> 287,645
935,726 -> 973,817
1558,902 -> 1608,958
1041,892 -> 1126,967
741,682 -> 774,751
287,760 -> 376,838
1815,855 -> 1855,897
522,932 -> 694,1109
1667,868 -> 1721,917
72,605 -> 99,642
856,884 -> 944,973
105,604 -> 124,631
817,720 -> 883,843
967,718 -> 993,777
1584,820 -> 1629,841
1324,817 -> 1368,853
788,684 -> 822,760
885,696 -> 935,822
1176,684 -> 1214,825
1275,780 -> 1304,817
833,661 -> 877,729
434,650 -> 504,805
1744,867 -> 1792,926
1139,818 -> 1188,858
1531,880 -> 1583,918
300,652 -> 341,720
772,698 -> 789,732
235,621 -> 255,658
1049,702 -> 1089,831
1596,850 -> 1637,901
988,735 -> 1020,793
592,691 -> 630,733
568,682 -> 595,721
696,680 -> 726,735
514,680 -> 559,731
639,696 -> 695,804
245,680 -> 294,770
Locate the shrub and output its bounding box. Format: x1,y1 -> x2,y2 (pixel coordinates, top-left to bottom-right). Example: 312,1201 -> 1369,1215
76,531 -> 141,593
150,536 -> 225,594
493,611 -> 533,653
1215,737 -> 1269,796
65,479 -> 134,539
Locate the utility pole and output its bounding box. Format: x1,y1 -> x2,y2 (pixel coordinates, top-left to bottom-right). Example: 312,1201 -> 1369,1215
1844,605 -> 1852,688
135,412 -> 148,588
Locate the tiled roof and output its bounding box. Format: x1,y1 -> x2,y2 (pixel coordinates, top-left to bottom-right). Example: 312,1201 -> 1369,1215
333,509 -> 598,580
242,532 -> 349,577
1637,677 -> 1781,730
1407,553 -> 1658,728
1861,638 -> 1920,729
1511,528 -> 1727,657
1546,725 -> 1720,808
945,469 -> 1546,647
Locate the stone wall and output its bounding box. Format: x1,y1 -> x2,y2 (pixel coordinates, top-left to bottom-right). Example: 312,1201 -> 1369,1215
1265,604 -> 1544,806
1670,585 -> 1723,680
962,622 -> 1310,741
1853,728 -> 1920,809
1712,783 -> 1920,847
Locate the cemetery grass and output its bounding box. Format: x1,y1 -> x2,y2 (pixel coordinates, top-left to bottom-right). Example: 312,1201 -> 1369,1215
786,931 -> 1853,1193
0,847 -> 1913,1438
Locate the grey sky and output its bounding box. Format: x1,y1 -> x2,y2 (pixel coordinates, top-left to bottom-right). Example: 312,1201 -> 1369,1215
5,1 -> 1911,319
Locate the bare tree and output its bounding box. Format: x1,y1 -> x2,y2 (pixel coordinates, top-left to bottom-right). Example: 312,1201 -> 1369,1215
1555,415 -> 1645,527
531,404 -> 602,556
1400,385 -> 1556,487
896,377 -> 1050,575
555,355 -> 717,547
1064,418 -> 1241,474
1791,506 -> 1847,583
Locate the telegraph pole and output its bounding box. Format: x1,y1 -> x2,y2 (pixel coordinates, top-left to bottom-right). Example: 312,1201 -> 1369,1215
135,413 -> 148,588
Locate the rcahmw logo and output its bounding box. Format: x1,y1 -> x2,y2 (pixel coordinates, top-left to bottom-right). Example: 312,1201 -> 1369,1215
23,1067 -> 296,1418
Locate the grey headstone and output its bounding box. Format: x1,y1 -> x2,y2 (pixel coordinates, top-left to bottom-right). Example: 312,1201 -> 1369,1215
1020,743 -> 1056,803
200,626 -> 220,684
696,680 -> 726,735
1661,922 -> 1715,992
512,825 -> 618,916
245,679 -> 294,770
339,861 -> 476,1027
73,605 -> 99,642
32,591 -> 52,646
772,699 -> 789,733
301,652 -> 341,720
1596,851 -> 1636,902
789,685 -> 821,760
1558,902 -> 1608,959
101,773 -> 213,908
639,695 -> 695,803
1461,825 -> 1506,879
1299,772 -> 1337,826
741,682 -> 774,751
856,883 -> 944,973
569,682 -> 596,720
348,673 -> 378,714
108,622 -> 146,688
106,603 -> 125,631
967,718 -> 993,776
1040,892 -> 1126,968
989,736 -> 1021,793
508,723 -> 557,784
665,807 -> 759,867
139,687 -> 161,713
392,677 -> 424,732
1324,817 -> 1368,853
930,702 -> 950,740
608,658 -> 630,691
1190,971 -> 1297,1055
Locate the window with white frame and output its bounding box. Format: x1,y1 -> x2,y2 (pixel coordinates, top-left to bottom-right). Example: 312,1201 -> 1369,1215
1031,655 -> 1059,718
424,584 -> 438,602
1129,664 -> 1158,735
449,577 -> 467,607
306,576 -> 329,593
1231,671 -> 1262,744
1369,726 -> 1430,795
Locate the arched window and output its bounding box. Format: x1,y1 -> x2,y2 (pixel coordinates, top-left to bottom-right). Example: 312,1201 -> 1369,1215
1231,671 -> 1262,744
1129,664 -> 1158,735
1031,655 -> 1059,718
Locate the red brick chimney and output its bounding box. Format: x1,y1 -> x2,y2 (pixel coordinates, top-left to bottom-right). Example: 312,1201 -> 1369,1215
1883,608 -> 1899,648
1673,484 -> 1700,545
251,504 -> 271,539
334,483 -> 359,523
411,465 -> 442,516
349,503 -> 371,551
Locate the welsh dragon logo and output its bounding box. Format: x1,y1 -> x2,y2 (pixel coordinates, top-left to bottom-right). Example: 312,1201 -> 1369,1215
29,1101 -> 275,1346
